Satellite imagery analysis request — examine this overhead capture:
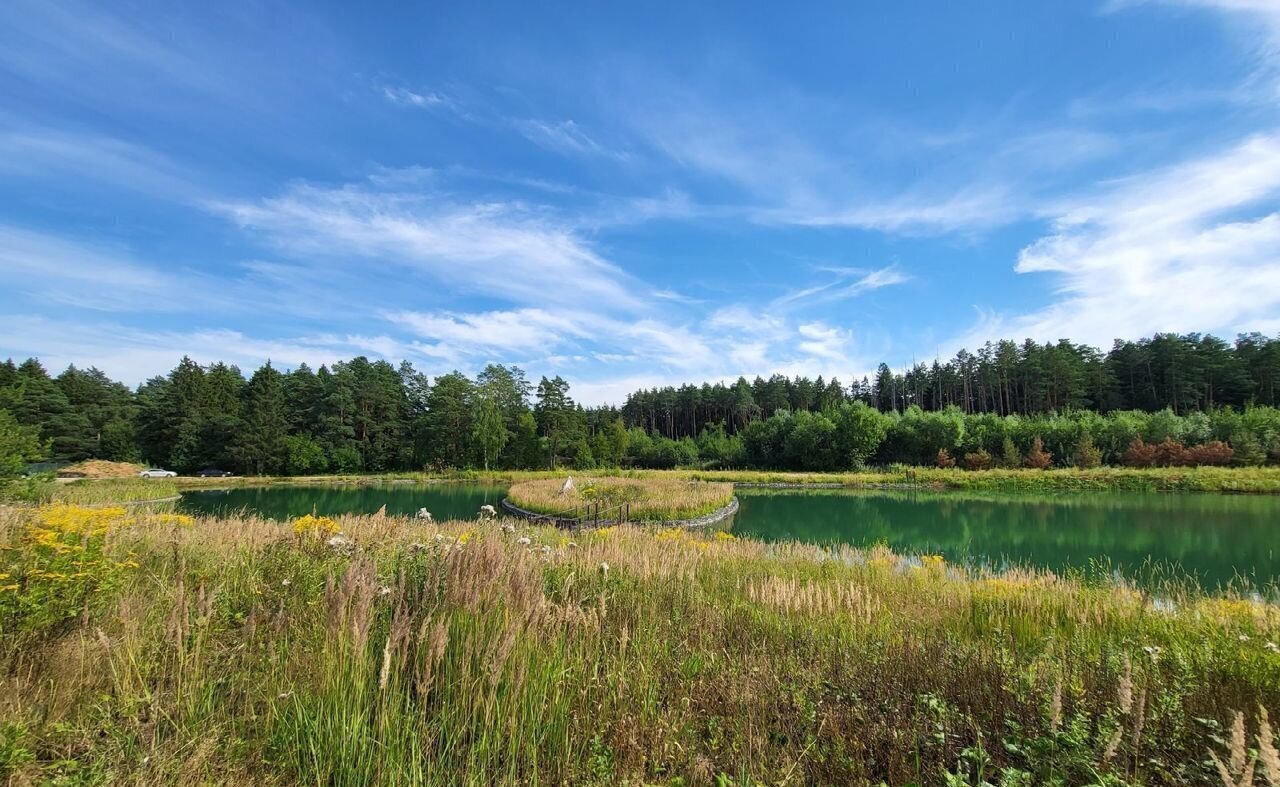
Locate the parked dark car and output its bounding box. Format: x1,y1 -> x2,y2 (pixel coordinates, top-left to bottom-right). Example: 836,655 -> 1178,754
196,468 -> 234,478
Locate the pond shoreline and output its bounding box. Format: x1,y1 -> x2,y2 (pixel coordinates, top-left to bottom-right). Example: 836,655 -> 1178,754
160,465 -> 1280,496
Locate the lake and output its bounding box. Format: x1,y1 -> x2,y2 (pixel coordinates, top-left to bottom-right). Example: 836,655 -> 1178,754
180,483 -> 1280,591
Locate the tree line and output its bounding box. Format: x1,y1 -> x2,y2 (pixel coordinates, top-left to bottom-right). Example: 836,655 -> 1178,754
1,331 -> 1279,476
621,332 -> 1280,439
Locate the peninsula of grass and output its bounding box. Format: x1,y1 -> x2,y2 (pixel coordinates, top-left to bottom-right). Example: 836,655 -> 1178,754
2,504 -> 1278,785
505,476 -> 735,522
48,477 -> 180,505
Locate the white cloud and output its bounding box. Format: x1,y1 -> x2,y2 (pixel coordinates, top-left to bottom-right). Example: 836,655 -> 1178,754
380,85 -> 451,109
0,128 -> 202,201
954,133 -> 1280,349
0,316 -> 417,385
215,181 -> 647,311
387,307 -> 593,355
774,265 -> 911,306
0,225 -> 228,312
512,118 -> 630,161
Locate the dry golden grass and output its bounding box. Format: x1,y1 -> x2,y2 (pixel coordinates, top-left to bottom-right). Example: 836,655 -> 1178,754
55,460 -> 144,478
505,476 -> 734,521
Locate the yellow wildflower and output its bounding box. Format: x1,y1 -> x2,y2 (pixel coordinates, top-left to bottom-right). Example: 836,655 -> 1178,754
293,513 -> 340,538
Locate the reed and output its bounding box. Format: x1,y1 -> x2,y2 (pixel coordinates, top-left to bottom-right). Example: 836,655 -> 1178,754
1,504 -> 1278,785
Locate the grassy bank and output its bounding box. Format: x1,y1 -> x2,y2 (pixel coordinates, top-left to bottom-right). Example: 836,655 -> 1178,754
2,505 -> 1278,785
505,476 -> 734,521
165,465 -> 1280,495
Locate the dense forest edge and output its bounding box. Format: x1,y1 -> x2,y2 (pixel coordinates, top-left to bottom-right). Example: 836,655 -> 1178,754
3,332 -> 1280,495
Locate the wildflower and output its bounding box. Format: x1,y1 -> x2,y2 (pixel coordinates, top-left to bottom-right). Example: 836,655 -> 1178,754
600,561 -> 610,575
1239,634 -> 1251,643
541,544 -> 552,554
378,586 -> 392,596
501,523 -> 515,534
714,531 -> 737,542
1142,645 -> 1162,661
516,537 -> 531,546
281,578 -> 291,587
294,513 -> 340,538
1265,641 -> 1278,652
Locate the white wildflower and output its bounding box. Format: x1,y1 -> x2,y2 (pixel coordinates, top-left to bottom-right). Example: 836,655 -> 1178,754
516,537 -> 531,546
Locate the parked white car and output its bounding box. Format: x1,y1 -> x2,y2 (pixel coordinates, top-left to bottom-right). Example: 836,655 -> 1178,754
138,468 -> 177,478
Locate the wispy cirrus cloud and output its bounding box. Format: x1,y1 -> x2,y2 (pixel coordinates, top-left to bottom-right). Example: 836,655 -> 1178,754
774,265 -> 911,306
376,81 -> 630,162
0,128 -> 204,202
386,307 -> 594,355
968,133 -> 1280,348
511,118 -> 631,161
0,314 -> 416,384
379,85 -> 452,109
943,2 -> 1280,352
214,179 -> 646,311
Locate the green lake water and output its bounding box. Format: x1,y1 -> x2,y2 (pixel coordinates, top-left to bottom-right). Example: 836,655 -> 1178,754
180,484 -> 1280,591
733,488 -> 1280,591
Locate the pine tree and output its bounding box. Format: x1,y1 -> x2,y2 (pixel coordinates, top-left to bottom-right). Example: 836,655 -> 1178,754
234,362 -> 288,475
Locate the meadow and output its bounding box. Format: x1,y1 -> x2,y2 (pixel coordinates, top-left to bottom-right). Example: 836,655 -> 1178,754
1,502 -> 1279,786
504,476 -> 735,521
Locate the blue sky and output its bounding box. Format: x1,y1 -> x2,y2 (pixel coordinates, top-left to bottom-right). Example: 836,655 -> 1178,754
4,0 -> 1280,403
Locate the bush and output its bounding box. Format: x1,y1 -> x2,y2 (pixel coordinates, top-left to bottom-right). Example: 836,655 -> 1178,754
1000,437 -> 1021,469
963,449 -> 992,471
935,448 -> 955,469
1184,440 -> 1233,466
1122,438 -> 1157,468
1073,435 -> 1102,469
1022,436 -> 1052,470
1151,438 -> 1188,467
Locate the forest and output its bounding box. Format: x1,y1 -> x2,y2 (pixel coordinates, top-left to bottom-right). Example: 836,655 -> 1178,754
3,331 -> 1280,476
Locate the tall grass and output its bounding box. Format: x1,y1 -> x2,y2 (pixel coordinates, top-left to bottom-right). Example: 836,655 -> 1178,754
2,506 -> 1278,785
506,476 -> 734,521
